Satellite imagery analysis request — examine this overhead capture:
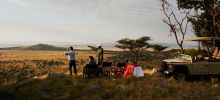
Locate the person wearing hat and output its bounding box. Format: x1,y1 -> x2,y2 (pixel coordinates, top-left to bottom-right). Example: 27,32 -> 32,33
96,44 -> 104,66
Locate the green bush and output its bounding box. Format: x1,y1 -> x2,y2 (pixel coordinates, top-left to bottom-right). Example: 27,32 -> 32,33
108,50 -> 152,64
184,49 -> 210,57
184,49 -> 198,57
170,52 -> 180,58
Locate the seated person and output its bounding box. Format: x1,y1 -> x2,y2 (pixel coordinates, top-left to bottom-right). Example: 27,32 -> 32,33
84,56 -> 98,77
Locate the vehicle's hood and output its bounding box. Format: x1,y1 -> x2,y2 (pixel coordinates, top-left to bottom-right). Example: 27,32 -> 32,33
163,59 -> 191,63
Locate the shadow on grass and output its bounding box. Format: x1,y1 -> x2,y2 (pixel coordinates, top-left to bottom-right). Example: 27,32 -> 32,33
1,74 -> 220,100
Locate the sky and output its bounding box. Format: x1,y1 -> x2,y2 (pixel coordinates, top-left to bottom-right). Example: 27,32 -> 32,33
0,0 -> 195,45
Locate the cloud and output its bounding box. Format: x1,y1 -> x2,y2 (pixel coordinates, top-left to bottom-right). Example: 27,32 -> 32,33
3,0 -> 178,43
9,0 -> 160,22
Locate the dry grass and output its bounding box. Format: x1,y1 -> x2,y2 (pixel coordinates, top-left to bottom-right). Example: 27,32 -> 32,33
1,74 -> 220,100
0,50 -> 113,85
1,50 -> 220,100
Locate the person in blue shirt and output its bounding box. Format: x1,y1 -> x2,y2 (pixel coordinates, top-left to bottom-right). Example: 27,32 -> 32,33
64,46 -> 77,78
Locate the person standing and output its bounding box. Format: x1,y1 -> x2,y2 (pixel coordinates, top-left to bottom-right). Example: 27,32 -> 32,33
96,44 -> 104,66
64,46 -> 77,78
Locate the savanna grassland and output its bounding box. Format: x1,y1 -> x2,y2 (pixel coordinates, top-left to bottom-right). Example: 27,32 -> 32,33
1,50 -> 220,100
0,50 -> 113,85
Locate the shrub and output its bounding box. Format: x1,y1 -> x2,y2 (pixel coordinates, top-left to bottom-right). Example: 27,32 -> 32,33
184,49 -> 198,57
108,50 -> 152,65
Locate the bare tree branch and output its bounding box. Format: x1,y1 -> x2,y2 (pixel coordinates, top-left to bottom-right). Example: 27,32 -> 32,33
160,0 -> 191,53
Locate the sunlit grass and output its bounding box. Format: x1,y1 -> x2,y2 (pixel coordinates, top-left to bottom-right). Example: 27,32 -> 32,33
1,50 -> 220,99
0,50 -> 113,85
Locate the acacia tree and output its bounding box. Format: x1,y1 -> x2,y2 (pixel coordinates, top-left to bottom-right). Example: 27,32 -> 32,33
161,0 -> 191,54
150,44 -> 167,58
115,36 -> 151,62
177,0 -> 220,56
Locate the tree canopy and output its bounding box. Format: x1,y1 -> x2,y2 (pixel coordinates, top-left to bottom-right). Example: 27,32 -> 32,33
150,44 -> 167,58
177,0 -> 220,37
151,44 -> 167,53
115,36 -> 151,62
176,0 -> 220,55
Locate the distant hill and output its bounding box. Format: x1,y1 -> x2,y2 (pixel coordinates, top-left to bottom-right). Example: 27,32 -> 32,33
0,44 -> 66,51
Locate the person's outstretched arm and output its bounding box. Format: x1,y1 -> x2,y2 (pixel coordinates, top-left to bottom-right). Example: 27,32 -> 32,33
64,48 -> 70,55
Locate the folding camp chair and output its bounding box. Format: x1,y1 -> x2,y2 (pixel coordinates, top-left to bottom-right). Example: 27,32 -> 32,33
83,64 -> 98,78
123,64 -> 135,78
100,62 -> 112,76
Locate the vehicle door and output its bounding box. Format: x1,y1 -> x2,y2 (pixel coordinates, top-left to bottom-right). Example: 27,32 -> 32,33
192,61 -> 209,75
208,61 -> 220,74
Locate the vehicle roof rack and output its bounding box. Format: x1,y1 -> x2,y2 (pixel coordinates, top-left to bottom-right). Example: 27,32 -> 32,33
185,37 -> 220,41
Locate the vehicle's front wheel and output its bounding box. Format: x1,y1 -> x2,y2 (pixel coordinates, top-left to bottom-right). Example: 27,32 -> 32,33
174,72 -> 187,81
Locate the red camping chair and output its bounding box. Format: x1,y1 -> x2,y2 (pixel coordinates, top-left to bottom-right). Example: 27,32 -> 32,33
112,63 -> 126,77
123,64 -> 135,78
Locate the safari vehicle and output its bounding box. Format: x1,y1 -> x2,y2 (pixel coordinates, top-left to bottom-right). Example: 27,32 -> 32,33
160,37 -> 220,81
